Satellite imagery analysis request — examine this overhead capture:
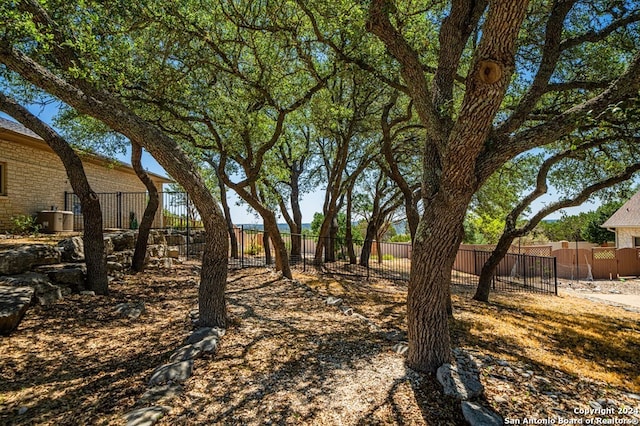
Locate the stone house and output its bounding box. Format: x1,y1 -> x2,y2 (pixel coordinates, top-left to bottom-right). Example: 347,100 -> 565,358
0,117 -> 172,232
601,190 -> 640,248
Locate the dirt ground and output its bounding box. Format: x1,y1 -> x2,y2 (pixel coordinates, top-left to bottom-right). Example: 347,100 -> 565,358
1,262 -> 639,425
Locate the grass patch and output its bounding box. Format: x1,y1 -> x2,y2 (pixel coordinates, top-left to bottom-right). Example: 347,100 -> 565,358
298,274 -> 640,393
451,292 -> 640,392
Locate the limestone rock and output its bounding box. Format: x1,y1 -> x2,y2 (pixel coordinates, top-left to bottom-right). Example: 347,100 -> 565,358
461,401 -> 502,426
44,265 -> 86,292
103,237 -> 114,255
148,231 -> 167,245
115,302 -> 145,319
325,296 -> 343,306
139,384 -> 182,404
148,360 -> 194,386
0,273 -> 62,305
170,336 -> 220,362
123,406 -> 171,426
0,244 -> 61,275
146,244 -> 166,258
392,342 -> 408,355
58,236 -> 84,262
164,234 -> 186,246
110,232 -> 136,251
107,262 -> 124,273
437,362 -> 484,400
185,327 -> 225,345
0,286 -> 34,335
166,247 -> 180,259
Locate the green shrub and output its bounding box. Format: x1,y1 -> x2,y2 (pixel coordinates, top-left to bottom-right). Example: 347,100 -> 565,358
245,242 -> 263,256
382,253 -> 395,261
10,214 -> 41,236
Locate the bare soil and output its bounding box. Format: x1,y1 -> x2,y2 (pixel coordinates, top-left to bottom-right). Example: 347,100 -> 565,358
1,263 -> 639,425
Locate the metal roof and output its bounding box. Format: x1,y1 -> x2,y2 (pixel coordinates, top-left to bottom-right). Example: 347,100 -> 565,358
601,191 -> 640,228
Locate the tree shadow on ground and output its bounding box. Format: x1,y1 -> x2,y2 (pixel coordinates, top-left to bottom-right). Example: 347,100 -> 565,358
450,293 -> 640,392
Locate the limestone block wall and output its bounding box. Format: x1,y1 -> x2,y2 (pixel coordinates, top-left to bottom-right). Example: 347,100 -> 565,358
0,135 -> 166,231
616,227 -> 640,248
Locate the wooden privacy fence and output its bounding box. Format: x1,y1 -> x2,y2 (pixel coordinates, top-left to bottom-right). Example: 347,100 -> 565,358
462,244 -> 640,280
552,247 -> 640,280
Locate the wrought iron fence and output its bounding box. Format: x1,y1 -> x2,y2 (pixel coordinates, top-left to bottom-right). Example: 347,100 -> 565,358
452,248 -> 558,295
64,191 -> 557,295
64,191 -> 202,231
223,230 -> 412,280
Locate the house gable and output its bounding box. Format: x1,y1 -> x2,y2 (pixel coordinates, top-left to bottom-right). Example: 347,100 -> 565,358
602,191 -> 640,229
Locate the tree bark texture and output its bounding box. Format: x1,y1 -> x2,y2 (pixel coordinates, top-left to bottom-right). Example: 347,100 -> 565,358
0,93 -> 109,295
406,196 -> 469,371
289,166 -> 303,258
262,213 -> 292,278
130,142 -> 159,273
263,222 -> 272,265
359,220 -> 377,267
345,186 -> 357,264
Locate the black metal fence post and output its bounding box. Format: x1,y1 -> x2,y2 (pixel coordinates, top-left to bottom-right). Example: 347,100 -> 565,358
186,193 -> 190,257
553,257 -> 558,295
117,192 -> 123,228
240,225 -> 244,268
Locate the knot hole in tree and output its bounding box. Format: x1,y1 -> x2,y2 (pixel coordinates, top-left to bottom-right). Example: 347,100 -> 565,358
477,60 -> 502,84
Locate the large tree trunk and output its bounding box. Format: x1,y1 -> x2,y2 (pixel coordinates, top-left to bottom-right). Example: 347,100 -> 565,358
0,94 -> 109,295
80,192 -> 108,295
263,220 -> 272,265
130,142 -> 159,272
262,213 -> 292,278
345,186 -> 357,264
359,219 -> 377,267
406,199 -> 468,372
289,169 -> 303,259
327,215 -> 338,262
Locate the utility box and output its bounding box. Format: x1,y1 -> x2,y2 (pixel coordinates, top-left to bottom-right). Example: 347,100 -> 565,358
61,211 -> 74,231
37,210 -> 74,233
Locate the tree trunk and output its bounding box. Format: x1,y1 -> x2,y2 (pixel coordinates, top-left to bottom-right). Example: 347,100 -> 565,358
0,94 -> 109,295
263,221 -> 272,265
313,217 -> 331,264
81,192 -> 108,295
405,195 -> 420,241
359,220 -> 377,267
345,186 -> 357,264
473,231 -> 515,302
130,142 -> 159,272
406,198 -> 468,373
262,213 -> 292,278
327,215 -> 338,262
289,170 -> 303,259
